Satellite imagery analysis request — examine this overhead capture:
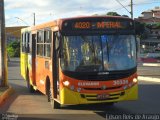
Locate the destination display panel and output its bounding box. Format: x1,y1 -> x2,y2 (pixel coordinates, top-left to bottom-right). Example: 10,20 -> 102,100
61,17 -> 134,32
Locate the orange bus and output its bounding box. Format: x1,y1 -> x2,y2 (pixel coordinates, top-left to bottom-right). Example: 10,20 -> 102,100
20,16 -> 138,109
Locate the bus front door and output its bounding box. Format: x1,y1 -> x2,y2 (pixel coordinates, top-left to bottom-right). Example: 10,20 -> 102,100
31,34 -> 36,85
53,32 -> 60,99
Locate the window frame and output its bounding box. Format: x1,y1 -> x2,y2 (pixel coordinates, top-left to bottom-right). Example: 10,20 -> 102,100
36,30 -> 44,57
44,29 -> 52,58
36,28 -> 52,58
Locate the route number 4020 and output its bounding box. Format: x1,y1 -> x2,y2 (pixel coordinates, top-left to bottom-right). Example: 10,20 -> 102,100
113,80 -> 128,86
74,22 -> 91,29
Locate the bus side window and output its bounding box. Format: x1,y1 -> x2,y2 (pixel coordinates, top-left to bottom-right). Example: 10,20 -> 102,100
22,33 -> 26,52
37,31 -> 44,56
25,33 -> 28,52
27,32 -> 30,53
44,30 -> 51,58
25,32 -> 30,53
21,33 -> 24,52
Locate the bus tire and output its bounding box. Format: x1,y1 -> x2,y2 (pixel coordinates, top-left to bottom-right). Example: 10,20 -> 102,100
51,99 -> 61,109
48,87 -> 60,109
26,71 -> 35,93
46,80 -> 51,102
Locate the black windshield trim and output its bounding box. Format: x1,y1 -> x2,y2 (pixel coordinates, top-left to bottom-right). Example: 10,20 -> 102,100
61,30 -> 135,36
62,67 -> 137,81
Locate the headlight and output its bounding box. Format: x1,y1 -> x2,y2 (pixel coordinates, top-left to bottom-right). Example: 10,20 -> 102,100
63,81 -> 70,86
133,78 -> 138,83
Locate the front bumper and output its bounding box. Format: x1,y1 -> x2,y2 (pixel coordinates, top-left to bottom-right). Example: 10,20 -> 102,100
60,84 -> 138,105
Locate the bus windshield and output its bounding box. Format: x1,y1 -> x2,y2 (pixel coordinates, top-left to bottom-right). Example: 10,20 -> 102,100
60,35 -> 136,72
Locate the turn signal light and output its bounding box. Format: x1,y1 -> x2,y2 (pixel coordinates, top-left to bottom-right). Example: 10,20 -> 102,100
70,85 -> 75,91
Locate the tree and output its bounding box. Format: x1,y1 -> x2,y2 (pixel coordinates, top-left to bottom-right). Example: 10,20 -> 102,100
135,21 -> 145,35
122,15 -> 129,17
156,23 -> 160,28
134,21 -> 149,40
153,23 -> 160,29
106,12 -> 121,16
0,0 -> 7,87
7,41 -> 20,57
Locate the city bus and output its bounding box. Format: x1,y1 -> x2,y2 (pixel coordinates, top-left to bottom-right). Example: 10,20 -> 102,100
20,16 -> 138,109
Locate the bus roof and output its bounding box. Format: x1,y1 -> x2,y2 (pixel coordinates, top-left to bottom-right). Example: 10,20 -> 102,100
21,27 -> 31,33
21,15 -> 133,32
60,15 -> 132,21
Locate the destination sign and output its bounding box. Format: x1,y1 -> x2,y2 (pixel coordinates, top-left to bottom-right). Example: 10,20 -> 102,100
61,17 -> 134,33
74,21 -> 123,29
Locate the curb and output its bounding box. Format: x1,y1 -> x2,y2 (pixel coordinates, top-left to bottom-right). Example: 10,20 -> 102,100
0,86 -> 15,106
138,62 -> 160,67
138,76 -> 160,83
142,63 -> 160,67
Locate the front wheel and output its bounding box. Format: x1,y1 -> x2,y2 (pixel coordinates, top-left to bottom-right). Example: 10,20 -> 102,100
50,98 -> 61,109
48,86 -> 60,109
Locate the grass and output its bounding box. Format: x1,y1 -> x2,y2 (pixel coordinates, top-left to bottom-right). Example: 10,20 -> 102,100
0,87 -> 9,96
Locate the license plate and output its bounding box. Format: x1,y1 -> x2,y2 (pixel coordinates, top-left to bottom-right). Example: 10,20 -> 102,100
97,94 -> 109,100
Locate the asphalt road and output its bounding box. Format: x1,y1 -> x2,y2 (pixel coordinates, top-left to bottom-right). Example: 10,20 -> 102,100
0,58 -> 160,120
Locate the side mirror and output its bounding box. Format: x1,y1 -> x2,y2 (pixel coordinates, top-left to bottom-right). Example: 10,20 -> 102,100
59,49 -> 64,58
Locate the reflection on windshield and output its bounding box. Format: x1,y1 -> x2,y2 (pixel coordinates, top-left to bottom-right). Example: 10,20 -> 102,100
61,35 -> 136,72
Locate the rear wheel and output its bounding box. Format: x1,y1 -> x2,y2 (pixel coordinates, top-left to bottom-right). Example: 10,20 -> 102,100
26,71 -> 35,93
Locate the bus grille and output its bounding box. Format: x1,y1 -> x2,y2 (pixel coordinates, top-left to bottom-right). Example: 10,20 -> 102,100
83,86 -> 121,91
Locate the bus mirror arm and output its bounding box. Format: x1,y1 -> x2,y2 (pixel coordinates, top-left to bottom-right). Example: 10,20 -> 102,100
58,49 -> 64,58
56,38 -> 63,58
55,31 -> 61,50
57,48 -> 60,58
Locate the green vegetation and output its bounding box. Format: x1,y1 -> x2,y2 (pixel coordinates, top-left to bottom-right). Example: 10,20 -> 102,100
7,41 -> 20,57
106,12 -> 121,16
156,23 -> 160,28
135,21 -> 146,39
146,23 -> 160,29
